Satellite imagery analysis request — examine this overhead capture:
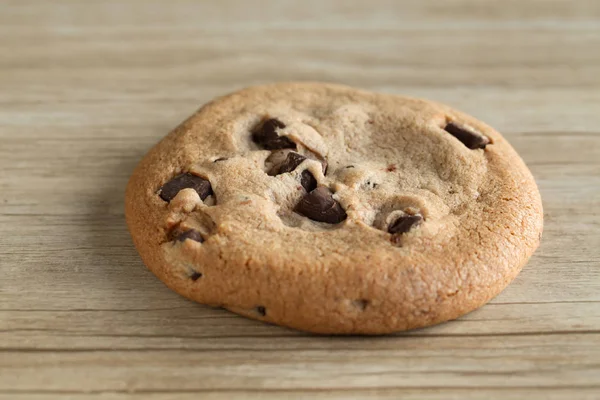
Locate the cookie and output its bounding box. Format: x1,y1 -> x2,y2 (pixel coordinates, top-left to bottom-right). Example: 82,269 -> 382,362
125,82 -> 543,334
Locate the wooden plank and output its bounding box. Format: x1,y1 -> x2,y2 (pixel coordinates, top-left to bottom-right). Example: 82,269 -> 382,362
1,302 -> 599,351
1,334 -> 599,392
2,388 -> 600,400
1,0 -> 599,398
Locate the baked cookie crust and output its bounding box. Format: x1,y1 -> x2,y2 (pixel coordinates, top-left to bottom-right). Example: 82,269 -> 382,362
125,82 -> 543,334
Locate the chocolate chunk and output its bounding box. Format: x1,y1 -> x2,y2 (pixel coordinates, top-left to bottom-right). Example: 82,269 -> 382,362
269,152 -> 307,176
252,118 -> 296,150
160,173 -> 212,202
444,123 -> 490,149
268,151 -> 324,192
190,271 -> 203,281
265,150 -> 292,174
388,215 -> 423,235
295,186 -> 347,224
176,229 -> 204,243
300,170 -> 317,192
256,306 -> 266,317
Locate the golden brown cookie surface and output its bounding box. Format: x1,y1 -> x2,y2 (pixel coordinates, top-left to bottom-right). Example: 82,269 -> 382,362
125,82 -> 543,334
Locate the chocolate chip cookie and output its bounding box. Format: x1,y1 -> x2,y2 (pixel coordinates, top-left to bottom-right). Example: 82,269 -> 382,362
125,82 -> 543,334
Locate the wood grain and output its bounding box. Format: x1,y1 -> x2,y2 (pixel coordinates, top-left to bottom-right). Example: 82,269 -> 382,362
1,1 -> 599,399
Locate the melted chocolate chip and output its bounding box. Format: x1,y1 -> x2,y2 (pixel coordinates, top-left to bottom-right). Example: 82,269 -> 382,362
213,157 -> 228,163
444,123 -> 490,149
252,118 -> 296,150
388,215 -> 423,234
269,152 -> 307,176
300,170 -> 317,192
176,229 -> 204,243
268,151 -> 325,192
190,271 -> 203,281
295,186 -> 347,224
160,173 -> 212,202
256,306 -> 267,317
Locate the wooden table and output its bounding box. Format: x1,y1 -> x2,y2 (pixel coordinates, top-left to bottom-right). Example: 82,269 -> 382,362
1,1 -> 599,399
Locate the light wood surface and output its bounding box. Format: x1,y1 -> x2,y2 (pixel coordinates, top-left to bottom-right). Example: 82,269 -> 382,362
1,1 -> 599,399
